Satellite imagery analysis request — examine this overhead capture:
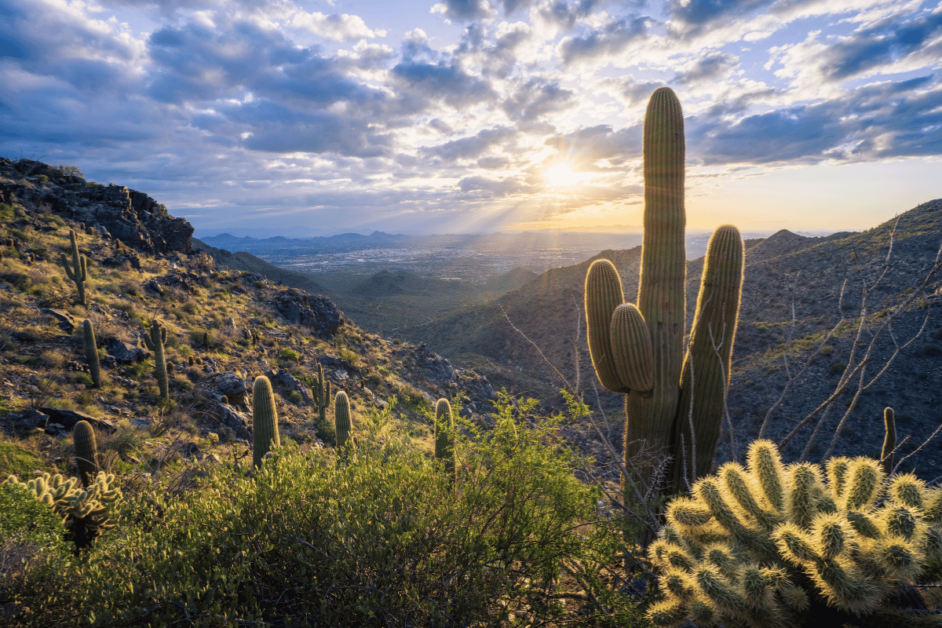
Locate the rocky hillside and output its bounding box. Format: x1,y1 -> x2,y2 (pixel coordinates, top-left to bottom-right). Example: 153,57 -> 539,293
192,238 -> 329,296
0,158 -> 499,487
407,200 -> 942,473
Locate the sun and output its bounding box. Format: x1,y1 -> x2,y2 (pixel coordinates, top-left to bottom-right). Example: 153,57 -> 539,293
544,161 -> 585,188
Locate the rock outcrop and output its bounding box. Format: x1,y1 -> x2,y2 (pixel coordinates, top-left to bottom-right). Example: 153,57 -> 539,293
272,288 -> 345,336
0,158 -> 193,254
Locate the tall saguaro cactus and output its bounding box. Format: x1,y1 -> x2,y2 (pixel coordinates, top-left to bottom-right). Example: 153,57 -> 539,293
334,391 -> 352,451
253,375 -> 280,469
83,319 -> 101,388
434,398 -> 456,487
313,364 -> 331,425
584,87 -> 744,496
73,420 -> 99,488
142,321 -> 169,400
60,229 -> 88,306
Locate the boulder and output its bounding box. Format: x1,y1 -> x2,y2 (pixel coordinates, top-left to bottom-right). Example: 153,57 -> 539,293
266,368 -> 312,405
105,337 -> 148,363
38,408 -> 117,434
6,408 -> 49,431
272,289 -> 345,337
202,371 -> 249,408
41,308 -> 75,334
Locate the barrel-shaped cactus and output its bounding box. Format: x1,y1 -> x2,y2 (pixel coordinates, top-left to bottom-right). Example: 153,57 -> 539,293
584,87 -> 744,494
73,420 -> 98,488
334,391 -> 352,452
142,321 -> 169,400
647,440 -> 942,628
83,319 -> 101,388
313,364 -> 332,426
60,229 -> 88,306
252,375 -> 280,469
434,398 -> 456,487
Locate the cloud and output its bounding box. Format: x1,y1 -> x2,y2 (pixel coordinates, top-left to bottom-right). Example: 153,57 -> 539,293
458,175 -> 530,195
422,127 -> 517,162
391,59 -> 498,109
688,76 -> 942,165
545,124 -> 643,167
675,51 -> 740,85
558,14 -> 653,65
290,10 -> 386,41
501,78 -> 576,121
431,0 -> 494,20
667,0 -> 775,29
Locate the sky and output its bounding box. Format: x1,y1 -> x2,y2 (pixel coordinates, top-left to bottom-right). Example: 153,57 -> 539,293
0,0 -> 940,237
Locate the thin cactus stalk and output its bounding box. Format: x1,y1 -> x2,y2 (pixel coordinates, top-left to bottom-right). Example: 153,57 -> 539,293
583,87 -> 745,497
434,398 -> 456,487
73,420 -> 98,488
648,440 -> 942,628
313,364 -> 331,425
83,319 -> 101,388
252,376 -> 280,469
882,407 -> 896,474
334,391 -> 352,452
60,229 -> 88,306
142,321 -> 168,400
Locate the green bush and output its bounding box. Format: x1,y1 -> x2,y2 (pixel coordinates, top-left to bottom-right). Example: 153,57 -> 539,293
829,362 -> 847,374
279,348 -> 300,362
17,398 -> 640,627
921,343 -> 942,357
0,482 -> 66,542
819,345 -> 834,356
286,389 -> 302,404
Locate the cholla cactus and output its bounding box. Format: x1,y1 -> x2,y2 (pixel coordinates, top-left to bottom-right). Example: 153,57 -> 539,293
5,471 -> 121,549
647,440 -> 942,627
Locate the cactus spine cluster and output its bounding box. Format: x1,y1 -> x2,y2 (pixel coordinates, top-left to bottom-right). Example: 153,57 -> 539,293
434,399 -> 456,487
143,320 -> 169,400
584,87 -> 744,494
83,319 -> 101,389
73,420 -> 99,488
882,407 -> 896,474
334,391 -> 352,451
313,364 -> 331,425
60,229 -> 88,306
252,375 -> 280,469
647,440 -> 942,627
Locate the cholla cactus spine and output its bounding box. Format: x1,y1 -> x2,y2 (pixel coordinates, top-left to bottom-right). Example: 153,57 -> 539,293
648,440 -> 942,628
252,375 -> 280,469
142,320 -> 168,400
882,407 -> 896,474
60,229 -> 88,306
83,319 -> 101,388
73,420 -> 98,487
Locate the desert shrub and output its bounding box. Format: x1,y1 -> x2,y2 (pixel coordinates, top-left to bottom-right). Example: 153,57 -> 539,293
830,361 -> 847,374
22,399 -> 638,627
0,203 -> 14,222
286,389 -> 302,404
819,345 -> 834,356
279,348 -> 300,362
921,343 -> 942,357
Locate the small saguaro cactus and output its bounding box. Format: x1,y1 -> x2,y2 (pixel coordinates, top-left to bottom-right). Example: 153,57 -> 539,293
313,364 -> 331,425
73,420 -> 99,488
647,440 -> 942,628
882,406 -> 896,474
252,375 -> 280,469
334,391 -> 352,451
584,87 -> 744,495
142,320 -> 169,400
434,399 -> 456,487
60,229 -> 88,306
83,319 -> 101,388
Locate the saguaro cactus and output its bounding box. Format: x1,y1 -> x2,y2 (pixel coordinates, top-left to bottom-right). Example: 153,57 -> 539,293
584,87 -> 744,495
83,319 -> 101,388
60,229 -> 88,306
434,398 -> 456,487
313,364 -> 331,425
882,407 -> 896,474
73,420 -> 98,487
334,391 -> 352,451
142,321 -> 168,400
253,375 -> 280,469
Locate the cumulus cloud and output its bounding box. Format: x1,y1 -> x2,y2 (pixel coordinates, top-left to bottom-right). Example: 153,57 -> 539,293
290,10 -> 387,41
558,14 -> 653,65
431,0 -> 495,21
